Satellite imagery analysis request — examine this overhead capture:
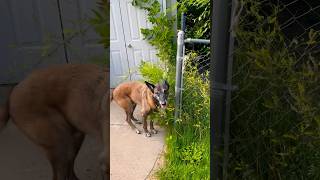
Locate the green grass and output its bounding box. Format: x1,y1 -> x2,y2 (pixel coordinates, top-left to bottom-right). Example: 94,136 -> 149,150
157,128 -> 210,180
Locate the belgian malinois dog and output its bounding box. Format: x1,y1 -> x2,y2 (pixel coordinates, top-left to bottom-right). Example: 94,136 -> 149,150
0,64 -> 109,180
111,80 -> 169,137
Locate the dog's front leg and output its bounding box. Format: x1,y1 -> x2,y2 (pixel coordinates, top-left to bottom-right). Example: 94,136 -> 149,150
150,120 -> 157,134
142,113 -> 151,137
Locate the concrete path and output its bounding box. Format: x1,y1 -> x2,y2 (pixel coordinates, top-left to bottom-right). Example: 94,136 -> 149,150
110,101 -> 165,180
0,102 -> 165,180
0,122 -> 103,180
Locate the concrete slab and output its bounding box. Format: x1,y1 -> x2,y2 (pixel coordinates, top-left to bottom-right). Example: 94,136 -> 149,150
0,101 -> 166,180
0,122 -> 102,180
110,101 -> 165,180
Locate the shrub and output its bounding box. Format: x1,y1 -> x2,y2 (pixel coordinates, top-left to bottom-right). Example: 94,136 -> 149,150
228,0 -> 320,178
139,61 -> 176,126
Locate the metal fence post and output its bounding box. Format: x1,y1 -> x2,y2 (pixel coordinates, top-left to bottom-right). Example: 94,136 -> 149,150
222,0 -> 240,179
174,30 -> 184,121
211,0 -> 233,179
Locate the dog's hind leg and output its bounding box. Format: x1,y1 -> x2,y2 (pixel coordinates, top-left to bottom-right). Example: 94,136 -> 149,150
11,111 -> 83,180
131,104 -> 142,124
126,111 -> 141,134
43,131 -> 84,180
68,132 -> 85,180
116,97 -> 141,134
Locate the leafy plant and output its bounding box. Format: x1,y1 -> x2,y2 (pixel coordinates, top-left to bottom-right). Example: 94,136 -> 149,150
89,0 -> 108,66
139,61 -> 176,126
90,0 -> 108,49
37,0 -> 108,66
132,0 -> 176,65
139,61 -> 173,84
178,0 -> 210,39
180,142 -> 205,165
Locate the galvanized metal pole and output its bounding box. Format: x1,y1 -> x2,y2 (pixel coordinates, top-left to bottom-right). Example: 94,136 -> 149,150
211,0 -> 233,179
180,13 -> 186,118
223,0 -> 239,179
184,38 -> 210,44
174,30 -> 184,121
181,13 -> 186,31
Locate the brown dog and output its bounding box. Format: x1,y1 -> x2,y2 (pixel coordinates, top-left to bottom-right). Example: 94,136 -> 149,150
111,80 -> 169,137
0,64 -> 109,180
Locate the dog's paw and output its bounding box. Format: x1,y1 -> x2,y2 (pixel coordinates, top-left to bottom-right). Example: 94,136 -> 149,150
151,129 -> 158,134
145,132 -> 151,137
135,129 -> 141,134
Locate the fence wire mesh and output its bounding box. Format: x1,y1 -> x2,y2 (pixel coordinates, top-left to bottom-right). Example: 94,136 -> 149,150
180,48 -> 210,123
174,29 -> 210,138
225,0 -> 320,179
175,50 -> 210,147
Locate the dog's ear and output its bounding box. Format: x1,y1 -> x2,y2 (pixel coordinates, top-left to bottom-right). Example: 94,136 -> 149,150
145,81 -> 155,93
163,80 -> 169,90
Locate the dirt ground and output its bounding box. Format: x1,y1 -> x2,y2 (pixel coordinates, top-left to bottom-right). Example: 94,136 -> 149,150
0,121 -> 103,180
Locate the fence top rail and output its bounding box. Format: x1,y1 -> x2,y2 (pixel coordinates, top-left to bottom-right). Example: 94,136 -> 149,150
184,38 -> 210,44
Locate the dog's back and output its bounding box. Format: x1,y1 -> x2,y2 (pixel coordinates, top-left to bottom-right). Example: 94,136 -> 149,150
7,64 -> 109,179
9,64 -> 108,138
112,81 -> 151,106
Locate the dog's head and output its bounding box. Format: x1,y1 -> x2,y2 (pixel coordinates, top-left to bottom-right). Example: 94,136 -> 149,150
145,80 -> 169,109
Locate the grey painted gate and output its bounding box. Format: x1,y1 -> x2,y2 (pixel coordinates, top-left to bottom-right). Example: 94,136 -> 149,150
0,0 -> 105,85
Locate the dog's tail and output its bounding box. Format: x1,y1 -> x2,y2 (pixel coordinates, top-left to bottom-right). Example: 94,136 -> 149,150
110,89 -> 114,102
0,87 -> 14,132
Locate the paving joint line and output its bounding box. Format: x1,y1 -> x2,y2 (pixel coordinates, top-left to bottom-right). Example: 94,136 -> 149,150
144,144 -> 165,180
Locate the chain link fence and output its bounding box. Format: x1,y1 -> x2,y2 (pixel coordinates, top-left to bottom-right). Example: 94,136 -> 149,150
173,16 -> 211,161
212,0 -> 320,179
174,23 -> 210,124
